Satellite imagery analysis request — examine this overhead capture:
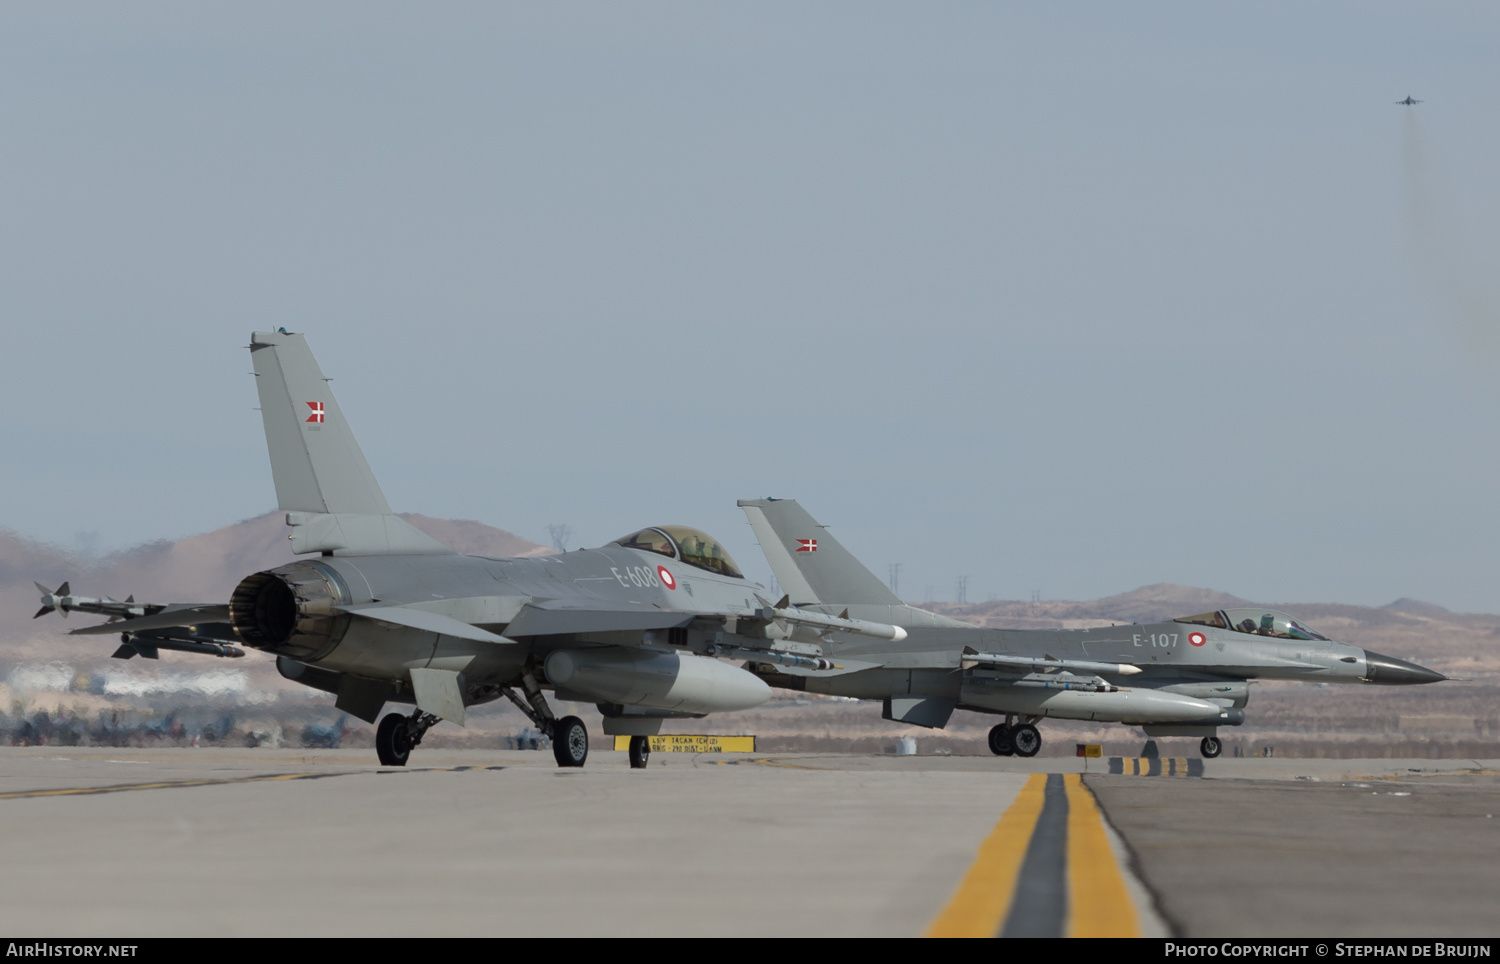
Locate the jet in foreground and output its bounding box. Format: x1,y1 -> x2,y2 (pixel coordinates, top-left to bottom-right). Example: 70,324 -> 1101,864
735,499 -> 1445,758
33,333 -> 908,769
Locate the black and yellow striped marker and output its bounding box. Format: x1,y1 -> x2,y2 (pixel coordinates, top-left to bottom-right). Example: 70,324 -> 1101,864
924,773 -> 1140,938
1108,757 -> 1203,777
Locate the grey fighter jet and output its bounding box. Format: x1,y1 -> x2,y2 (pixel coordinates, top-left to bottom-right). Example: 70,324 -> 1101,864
736,499 -> 1445,759
33,332 -> 910,769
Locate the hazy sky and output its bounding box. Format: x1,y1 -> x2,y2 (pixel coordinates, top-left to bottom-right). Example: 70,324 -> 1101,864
4,3 -> 1500,611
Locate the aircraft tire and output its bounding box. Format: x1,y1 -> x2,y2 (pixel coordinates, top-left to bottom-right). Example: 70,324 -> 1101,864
1011,723 -> 1041,758
987,723 -> 1015,756
553,716 -> 589,768
628,735 -> 651,769
376,714 -> 410,767
1200,736 -> 1222,759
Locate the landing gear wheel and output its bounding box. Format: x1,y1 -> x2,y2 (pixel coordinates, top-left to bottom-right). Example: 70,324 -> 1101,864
987,723 -> 1015,756
376,714 -> 411,767
1200,736 -> 1222,759
1011,723 -> 1042,758
628,735 -> 651,769
552,715 -> 589,768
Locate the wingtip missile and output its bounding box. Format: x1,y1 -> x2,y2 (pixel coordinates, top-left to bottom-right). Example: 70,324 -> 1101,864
33,581 -> 71,619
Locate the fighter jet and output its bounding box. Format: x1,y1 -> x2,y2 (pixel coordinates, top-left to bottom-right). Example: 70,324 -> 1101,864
1397,96 -> 1423,105
33,332 -> 910,769
736,499 -> 1445,759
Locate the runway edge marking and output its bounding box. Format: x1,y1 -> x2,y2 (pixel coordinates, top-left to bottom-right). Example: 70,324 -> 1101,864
0,765 -> 506,800
924,773 -> 1143,938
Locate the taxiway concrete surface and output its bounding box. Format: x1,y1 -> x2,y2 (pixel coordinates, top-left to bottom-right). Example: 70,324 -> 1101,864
1088,768 -> 1500,938
0,748 -> 1494,937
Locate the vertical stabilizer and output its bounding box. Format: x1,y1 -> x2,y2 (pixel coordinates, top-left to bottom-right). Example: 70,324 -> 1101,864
250,331 -> 449,555
738,499 -> 902,607
251,331 -> 390,514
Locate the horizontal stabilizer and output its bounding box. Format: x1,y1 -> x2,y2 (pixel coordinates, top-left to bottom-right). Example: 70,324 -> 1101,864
339,605 -> 514,644
69,604 -> 231,636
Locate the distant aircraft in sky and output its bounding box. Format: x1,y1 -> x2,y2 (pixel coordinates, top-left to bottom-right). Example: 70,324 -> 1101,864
1397,96 -> 1423,106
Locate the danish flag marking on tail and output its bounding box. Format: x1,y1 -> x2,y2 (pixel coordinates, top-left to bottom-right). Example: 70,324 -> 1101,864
796,539 -> 818,553
305,401 -> 325,423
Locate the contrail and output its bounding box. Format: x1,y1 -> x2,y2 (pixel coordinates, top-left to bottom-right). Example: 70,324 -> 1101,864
1402,109 -> 1500,359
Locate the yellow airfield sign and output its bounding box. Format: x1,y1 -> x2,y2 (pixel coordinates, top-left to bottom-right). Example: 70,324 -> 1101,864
611,735 -> 756,753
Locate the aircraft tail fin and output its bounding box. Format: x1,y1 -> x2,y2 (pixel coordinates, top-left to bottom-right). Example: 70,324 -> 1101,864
250,331 -> 448,555
737,499 -> 902,607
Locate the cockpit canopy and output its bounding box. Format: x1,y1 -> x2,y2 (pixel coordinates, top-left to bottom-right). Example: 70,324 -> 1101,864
611,526 -> 745,579
1175,609 -> 1329,641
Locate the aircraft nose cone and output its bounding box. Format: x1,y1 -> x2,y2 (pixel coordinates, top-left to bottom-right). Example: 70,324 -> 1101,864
1362,649 -> 1446,685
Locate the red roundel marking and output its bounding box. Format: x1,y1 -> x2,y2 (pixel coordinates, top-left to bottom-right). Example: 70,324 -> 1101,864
658,566 -> 676,590
1189,632 -> 1206,647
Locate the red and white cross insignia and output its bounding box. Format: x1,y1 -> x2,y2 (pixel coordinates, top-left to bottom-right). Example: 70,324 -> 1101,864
305,401 -> 325,423
796,539 -> 818,553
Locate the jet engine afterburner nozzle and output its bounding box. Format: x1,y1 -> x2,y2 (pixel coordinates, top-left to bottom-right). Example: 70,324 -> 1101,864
229,561 -> 350,662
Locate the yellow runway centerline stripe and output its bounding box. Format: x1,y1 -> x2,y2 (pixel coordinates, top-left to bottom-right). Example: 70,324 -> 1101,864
924,772 -> 1048,938
1063,774 -> 1140,938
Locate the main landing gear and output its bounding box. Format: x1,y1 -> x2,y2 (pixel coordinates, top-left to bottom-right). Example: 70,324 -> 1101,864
628,735 -> 651,769
376,710 -> 439,767
494,669 -> 592,769
1200,735 -> 1223,759
987,715 -> 1042,758
552,716 -> 589,768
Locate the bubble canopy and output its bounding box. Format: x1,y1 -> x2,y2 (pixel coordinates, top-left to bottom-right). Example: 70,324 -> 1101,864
1175,609 -> 1329,641
611,526 -> 745,579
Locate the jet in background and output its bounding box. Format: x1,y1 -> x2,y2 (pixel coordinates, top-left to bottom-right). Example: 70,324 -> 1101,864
33,333 -> 909,769
736,498 -> 1444,758
1397,96 -> 1423,105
